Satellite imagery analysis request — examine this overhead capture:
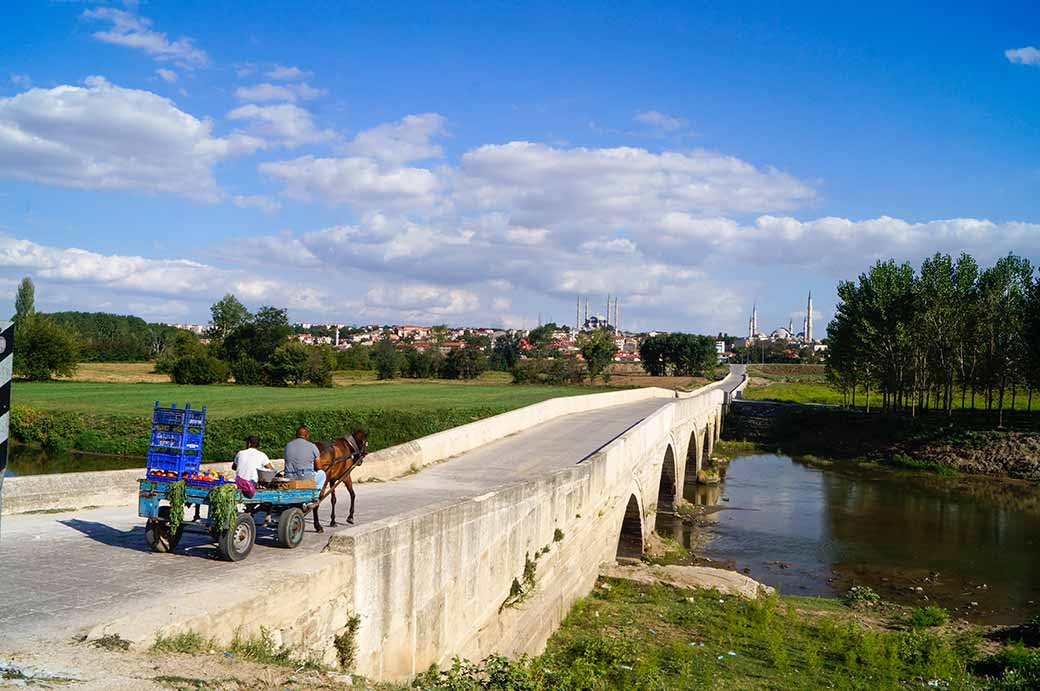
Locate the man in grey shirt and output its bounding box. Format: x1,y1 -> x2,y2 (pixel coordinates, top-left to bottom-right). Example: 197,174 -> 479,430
284,425 -> 325,489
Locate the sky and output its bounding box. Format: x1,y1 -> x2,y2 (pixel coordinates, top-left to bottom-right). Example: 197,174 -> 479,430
1,0 -> 1038,334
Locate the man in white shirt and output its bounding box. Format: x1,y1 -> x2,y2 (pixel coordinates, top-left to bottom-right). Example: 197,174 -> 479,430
232,435 -> 272,498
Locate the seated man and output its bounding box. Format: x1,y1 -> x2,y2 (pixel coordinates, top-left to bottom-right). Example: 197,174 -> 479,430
284,425 -> 326,490
232,435 -> 272,498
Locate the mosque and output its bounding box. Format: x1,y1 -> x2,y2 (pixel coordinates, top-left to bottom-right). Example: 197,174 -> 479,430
747,291 -> 815,344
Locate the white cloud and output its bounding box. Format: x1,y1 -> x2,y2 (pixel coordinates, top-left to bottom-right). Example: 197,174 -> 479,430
456,142 -> 815,225
227,103 -> 335,147
1006,46 -> 1040,65
365,283 -> 479,316
9,74 -> 31,87
233,194 -> 281,214
267,65 -> 311,81
156,68 -> 177,83
259,155 -> 443,211
0,77 -> 261,200
83,8 -> 209,69
235,63 -> 257,78
343,113 -> 447,164
234,82 -> 327,103
635,110 -> 687,132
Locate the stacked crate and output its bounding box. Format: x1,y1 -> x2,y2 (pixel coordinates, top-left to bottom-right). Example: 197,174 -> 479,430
145,402 -> 207,481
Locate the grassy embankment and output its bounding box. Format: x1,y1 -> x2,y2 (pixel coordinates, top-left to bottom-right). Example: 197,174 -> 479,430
733,365 -> 1040,481
144,577 -> 1038,690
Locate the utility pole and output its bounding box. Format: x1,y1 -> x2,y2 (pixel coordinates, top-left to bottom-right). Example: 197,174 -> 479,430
0,321 -> 13,540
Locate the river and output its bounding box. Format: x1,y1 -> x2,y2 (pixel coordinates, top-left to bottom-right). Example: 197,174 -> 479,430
4,445 -> 145,477
658,453 -> 1040,624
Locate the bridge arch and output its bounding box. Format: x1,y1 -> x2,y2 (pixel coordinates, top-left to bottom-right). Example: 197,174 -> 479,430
616,493 -> 644,559
702,423 -> 714,464
685,428 -> 701,483
657,444 -> 677,512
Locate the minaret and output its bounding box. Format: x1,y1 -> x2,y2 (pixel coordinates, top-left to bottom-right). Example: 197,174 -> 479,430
752,302 -> 758,337
788,318 -> 793,335
616,300 -> 621,335
805,291 -> 813,342
584,298 -> 588,324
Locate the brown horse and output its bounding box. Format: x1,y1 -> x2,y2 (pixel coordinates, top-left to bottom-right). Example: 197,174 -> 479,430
313,429 -> 368,532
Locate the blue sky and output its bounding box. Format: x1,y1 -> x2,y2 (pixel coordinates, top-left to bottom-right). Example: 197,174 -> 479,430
1,0 -> 1038,333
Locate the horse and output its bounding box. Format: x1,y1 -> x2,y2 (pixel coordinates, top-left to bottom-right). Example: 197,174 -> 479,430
312,429 -> 368,532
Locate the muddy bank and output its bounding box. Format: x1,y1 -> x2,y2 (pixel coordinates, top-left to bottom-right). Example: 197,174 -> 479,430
725,401 -> 1040,481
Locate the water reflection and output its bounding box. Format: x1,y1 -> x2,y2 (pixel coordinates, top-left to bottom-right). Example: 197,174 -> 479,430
5,445 -> 144,477
668,454 -> 1040,624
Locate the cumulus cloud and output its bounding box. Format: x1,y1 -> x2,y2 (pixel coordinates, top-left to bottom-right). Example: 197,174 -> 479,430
9,74 -> 31,87
83,8 -> 209,69
456,142 -> 815,226
233,194 -> 281,214
0,77 -> 261,200
1006,46 -> 1040,65
259,155 -> 443,212
227,103 -> 335,147
342,113 -> 447,164
234,82 -> 326,103
156,68 -> 177,83
267,65 -> 311,81
635,110 -> 687,132
365,283 -> 479,316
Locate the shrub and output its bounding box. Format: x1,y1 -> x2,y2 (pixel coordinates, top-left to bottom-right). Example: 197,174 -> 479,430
264,342 -> 309,386
372,340 -> 403,380
13,315 -> 80,381
171,355 -> 229,385
231,357 -> 263,385
911,606 -> 949,628
303,349 -> 333,387
844,585 -> 881,607
512,358 -> 585,385
441,346 -> 487,380
402,347 -> 444,379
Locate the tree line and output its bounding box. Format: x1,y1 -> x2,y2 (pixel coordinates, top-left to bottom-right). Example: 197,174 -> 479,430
826,252 -> 1040,425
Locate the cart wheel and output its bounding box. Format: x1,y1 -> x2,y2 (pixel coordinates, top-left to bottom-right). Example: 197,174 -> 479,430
145,506 -> 183,553
217,513 -> 256,562
276,507 -> 306,549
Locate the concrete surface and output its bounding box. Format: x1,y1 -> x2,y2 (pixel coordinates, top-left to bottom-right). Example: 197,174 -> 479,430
600,563 -> 775,599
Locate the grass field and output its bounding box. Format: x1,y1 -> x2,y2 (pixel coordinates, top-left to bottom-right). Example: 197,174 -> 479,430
14,378 -> 615,418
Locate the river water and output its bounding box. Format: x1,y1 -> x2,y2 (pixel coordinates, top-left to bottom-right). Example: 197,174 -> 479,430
4,445 -> 145,477
658,454 -> 1040,624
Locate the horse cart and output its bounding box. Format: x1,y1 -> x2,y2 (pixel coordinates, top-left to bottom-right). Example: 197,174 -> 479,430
136,401 -> 319,562
138,479 -> 319,561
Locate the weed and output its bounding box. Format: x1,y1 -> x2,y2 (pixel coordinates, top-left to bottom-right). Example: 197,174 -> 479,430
911,606 -> 950,628
92,633 -> 131,651
154,675 -> 211,691
502,553 -> 538,610
334,614 -> 362,670
888,452 -> 956,476
844,584 -> 881,608
553,528 -> 564,542
152,631 -> 211,654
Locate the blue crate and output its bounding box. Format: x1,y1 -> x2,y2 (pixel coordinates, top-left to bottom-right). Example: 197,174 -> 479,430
146,402 -> 208,478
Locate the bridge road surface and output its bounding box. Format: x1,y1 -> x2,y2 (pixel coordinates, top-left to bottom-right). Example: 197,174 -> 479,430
0,396 -> 681,651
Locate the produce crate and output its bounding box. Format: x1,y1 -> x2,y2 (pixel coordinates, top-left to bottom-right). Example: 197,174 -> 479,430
146,402 -> 208,479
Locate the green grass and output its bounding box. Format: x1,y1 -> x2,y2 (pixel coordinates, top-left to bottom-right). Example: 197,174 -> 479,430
743,382 -> 845,406
403,578 -> 984,690
14,379 -> 613,418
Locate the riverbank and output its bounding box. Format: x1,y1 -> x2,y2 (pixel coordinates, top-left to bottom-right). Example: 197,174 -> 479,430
28,574 -> 1032,690
725,401 -> 1040,481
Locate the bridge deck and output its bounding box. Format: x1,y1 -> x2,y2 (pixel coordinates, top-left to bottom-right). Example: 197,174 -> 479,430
0,396 -> 670,649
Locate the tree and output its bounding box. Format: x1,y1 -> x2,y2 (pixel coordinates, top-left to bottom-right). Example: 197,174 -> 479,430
526,323 -> 560,357
372,339 -> 403,379
577,328 -> 617,382
638,335 -> 669,376
208,294 -> 252,342
441,345 -> 487,380
264,342 -> 310,386
15,276 -> 34,322
336,345 -> 372,371
222,305 -> 291,364
171,354 -> 229,385
489,334 -> 522,371
155,330 -> 205,374
13,316 -> 79,380
403,347 -> 444,378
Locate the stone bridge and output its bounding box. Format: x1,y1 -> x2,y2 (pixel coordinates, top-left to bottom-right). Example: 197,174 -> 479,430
0,366 -> 746,681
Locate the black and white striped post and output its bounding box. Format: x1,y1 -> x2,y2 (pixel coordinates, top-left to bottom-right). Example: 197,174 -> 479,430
0,321 -> 12,539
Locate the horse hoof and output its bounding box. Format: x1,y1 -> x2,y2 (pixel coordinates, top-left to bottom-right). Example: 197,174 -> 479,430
347,517 -> 355,525
315,525 -> 325,534
329,521 -> 338,527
